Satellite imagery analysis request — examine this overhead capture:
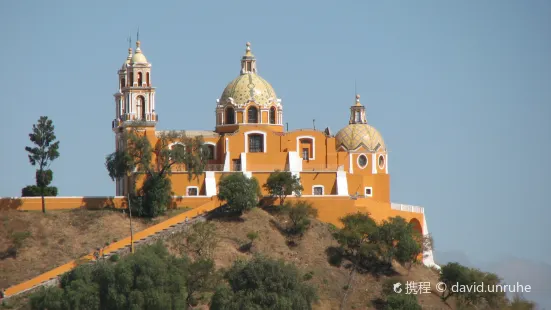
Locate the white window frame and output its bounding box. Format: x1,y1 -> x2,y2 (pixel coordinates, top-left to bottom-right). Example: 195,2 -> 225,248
186,186 -> 199,196
378,154 -> 386,169
204,142 -> 217,160
244,131 -> 267,153
357,153 -> 368,169
312,185 -> 324,196
364,187 -> 373,197
296,136 -> 315,160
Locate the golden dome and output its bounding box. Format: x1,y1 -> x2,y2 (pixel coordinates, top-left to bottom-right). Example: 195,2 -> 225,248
131,41 -> 148,64
219,73 -> 277,107
335,124 -> 386,152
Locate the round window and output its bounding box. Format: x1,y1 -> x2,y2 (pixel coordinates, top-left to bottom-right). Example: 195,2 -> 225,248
357,154 -> 368,168
378,155 -> 385,169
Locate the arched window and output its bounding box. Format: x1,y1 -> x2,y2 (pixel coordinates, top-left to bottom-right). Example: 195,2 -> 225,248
121,78 -> 125,89
146,72 -> 150,86
206,144 -> 215,160
137,72 -> 143,86
225,107 -> 235,124
248,134 -> 264,152
136,96 -> 146,120
129,72 -> 134,86
269,107 -> 276,124
248,106 -> 258,123
355,111 -> 361,122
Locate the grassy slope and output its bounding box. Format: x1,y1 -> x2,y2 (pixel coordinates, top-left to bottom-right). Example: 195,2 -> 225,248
0,208 -> 187,289
1,207 -> 455,310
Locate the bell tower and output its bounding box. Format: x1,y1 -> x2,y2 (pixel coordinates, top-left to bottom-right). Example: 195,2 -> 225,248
112,37 -> 158,132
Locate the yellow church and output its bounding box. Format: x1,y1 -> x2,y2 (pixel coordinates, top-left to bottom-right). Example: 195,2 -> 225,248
111,41 -> 438,267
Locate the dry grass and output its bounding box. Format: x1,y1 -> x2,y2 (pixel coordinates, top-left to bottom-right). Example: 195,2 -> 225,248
2,207 -> 455,310
0,208 -> 188,290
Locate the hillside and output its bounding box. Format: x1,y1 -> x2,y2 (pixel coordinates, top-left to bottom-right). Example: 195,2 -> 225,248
0,208 -> 187,290
2,207 -> 455,309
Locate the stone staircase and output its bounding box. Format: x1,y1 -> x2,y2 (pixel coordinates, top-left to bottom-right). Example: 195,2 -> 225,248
2,198 -> 220,300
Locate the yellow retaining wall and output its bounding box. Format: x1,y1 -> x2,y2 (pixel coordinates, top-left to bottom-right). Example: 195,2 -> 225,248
0,196 -> 215,212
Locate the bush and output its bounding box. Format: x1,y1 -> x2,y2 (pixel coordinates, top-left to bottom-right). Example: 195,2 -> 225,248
217,173 -> 260,214
211,256 -> 318,309
287,200 -> 318,235
109,254 -> 120,262
384,293 -> 421,310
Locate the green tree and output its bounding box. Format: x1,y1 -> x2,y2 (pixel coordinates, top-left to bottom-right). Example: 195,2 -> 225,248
287,200 -> 318,235
332,212 -> 379,269
264,170 -> 304,205
28,242 -> 217,310
23,116 -> 60,213
439,262 -> 471,302
370,217 -> 423,267
210,256 -> 318,309
105,129 -> 208,217
217,173 -> 260,214
508,294 -> 536,310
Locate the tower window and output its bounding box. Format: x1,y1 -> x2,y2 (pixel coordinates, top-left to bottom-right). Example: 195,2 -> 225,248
146,72 -> 150,86
248,106 -> 258,123
121,78 -> 126,89
357,154 -> 368,168
225,107 -> 235,124
129,72 -> 134,86
246,62 -> 252,72
378,155 -> 385,169
355,111 -> 361,122
248,134 -> 263,152
138,72 -> 143,86
269,107 -> 276,124
136,96 -> 146,120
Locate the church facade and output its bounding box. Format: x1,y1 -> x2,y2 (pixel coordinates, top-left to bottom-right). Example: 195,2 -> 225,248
111,41 -> 437,267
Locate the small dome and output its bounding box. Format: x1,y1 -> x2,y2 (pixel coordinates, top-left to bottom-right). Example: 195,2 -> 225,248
131,41 -> 148,64
219,73 -> 277,107
122,48 -> 132,69
335,124 -> 386,152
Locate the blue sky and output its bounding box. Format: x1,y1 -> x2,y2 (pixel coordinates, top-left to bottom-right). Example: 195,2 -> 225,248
1,0 -> 550,297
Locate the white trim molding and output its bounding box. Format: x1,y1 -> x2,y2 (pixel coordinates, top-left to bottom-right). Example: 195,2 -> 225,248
312,185 -> 324,195
357,153 -> 368,169
364,186 -> 373,197
168,142 -> 185,150
371,153 -> 377,174
296,136 -> 316,160
244,130 -> 267,153
186,186 -> 199,196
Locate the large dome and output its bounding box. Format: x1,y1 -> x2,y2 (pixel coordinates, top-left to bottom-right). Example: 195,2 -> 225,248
219,73 -> 277,107
335,124 -> 386,152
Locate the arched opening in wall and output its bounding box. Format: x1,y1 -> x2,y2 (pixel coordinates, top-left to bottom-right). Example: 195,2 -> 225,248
225,107 -> 235,124
248,134 -> 264,152
137,72 -> 143,86
121,78 -> 126,89
247,106 -> 258,123
130,72 -> 134,86
146,72 -> 150,86
269,107 -> 276,124
378,154 -> 385,169
136,96 -> 146,120
409,218 -> 423,235
299,138 -> 313,160
170,143 -> 186,164
355,111 -> 362,122
206,144 -> 215,160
